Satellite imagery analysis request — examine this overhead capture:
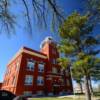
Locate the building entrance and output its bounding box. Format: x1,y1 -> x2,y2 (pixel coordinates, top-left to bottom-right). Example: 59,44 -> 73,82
53,86 -> 59,95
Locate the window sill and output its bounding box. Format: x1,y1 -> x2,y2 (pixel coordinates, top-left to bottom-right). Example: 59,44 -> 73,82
37,84 -> 44,86
38,71 -> 44,73
26,69 -> 34,71
24,84 -> 33,86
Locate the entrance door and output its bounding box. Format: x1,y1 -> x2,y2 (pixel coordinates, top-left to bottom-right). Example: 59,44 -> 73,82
53,86 -> 59,95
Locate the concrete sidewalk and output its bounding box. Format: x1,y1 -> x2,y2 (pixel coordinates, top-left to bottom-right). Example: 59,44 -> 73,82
57,95 -> 100,100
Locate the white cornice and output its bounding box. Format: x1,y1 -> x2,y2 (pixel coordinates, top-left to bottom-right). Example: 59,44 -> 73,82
23,49 -> 47,59
7,47 -> 47,66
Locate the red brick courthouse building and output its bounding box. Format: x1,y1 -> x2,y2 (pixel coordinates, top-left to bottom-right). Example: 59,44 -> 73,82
1,37 -> 73,96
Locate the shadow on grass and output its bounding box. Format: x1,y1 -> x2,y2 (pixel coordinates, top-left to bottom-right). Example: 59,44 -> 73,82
94,92 -> 100,97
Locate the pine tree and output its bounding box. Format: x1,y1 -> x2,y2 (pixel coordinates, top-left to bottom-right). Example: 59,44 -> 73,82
58,12 -> 100,100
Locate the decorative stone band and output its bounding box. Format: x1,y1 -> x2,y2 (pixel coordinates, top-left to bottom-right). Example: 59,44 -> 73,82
46,75 -> 62,78
53,84 -> 60,86
46,77 -> 52,80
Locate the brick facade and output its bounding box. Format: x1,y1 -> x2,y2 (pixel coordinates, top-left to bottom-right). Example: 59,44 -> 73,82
0,83 -> 2,89
1,37 -> 73,96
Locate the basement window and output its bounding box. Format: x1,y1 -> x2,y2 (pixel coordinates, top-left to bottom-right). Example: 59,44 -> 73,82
23,91 -> 32,96
37,91 -> 44,96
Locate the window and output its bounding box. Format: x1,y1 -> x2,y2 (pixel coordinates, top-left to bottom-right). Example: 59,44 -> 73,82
52,49 -> 56,55
6,68 -> 8,75
23,91 -> 32,96
38,63 -> 44,72
52,59 -> 56,64
7,79 -> 9,85
37,91 -> 44,95
61,79 -> 65,85
25,75 -> 33,85
65,70 -> 69,76
7,69 -> 10,75
37,76 -> 44,85
16,62 -> 20,71
66,79 -> 70,86
12,64 -> 15,71
61,69 -> 64,75
12,76 -> 16,86
52,67 -> 57,74
27,61 -> 35,71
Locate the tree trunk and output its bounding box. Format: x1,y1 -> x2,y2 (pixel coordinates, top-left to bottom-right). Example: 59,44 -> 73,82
77,82 -> 83,94
88,76 -> 94,96
84,75 -> 91,100
79,82 -> 83,94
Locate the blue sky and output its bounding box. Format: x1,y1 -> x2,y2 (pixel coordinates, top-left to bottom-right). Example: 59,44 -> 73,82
0,0 -> 99,87
0,0 -> 83,82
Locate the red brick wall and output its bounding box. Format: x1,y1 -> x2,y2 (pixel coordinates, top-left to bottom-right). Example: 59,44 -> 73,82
0,83 -> 2,89
15,52 -> 48,95
1,54 -> 22,95
1,41 -> 73,96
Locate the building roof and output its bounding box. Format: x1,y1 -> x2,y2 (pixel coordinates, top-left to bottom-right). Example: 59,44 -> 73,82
23,47 -> 47,56
7,46 -> 47,66
7,36 -> 57,66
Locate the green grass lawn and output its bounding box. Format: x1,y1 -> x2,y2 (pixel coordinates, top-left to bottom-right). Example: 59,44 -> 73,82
28,95 -> 100,100
28,97 -> 83,100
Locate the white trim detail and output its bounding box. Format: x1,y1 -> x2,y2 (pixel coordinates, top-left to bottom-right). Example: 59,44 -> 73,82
8,47 -> 47,65
23,49 -> 47,59
46,75 -> 62,78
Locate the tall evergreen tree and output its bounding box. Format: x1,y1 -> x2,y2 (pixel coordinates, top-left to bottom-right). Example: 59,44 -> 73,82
72,68 -> 83,94
58,12 -> 100,100
85,0 -> 100,25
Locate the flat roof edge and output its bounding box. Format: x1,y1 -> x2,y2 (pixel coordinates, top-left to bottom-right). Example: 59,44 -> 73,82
7,47 -> 47,66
